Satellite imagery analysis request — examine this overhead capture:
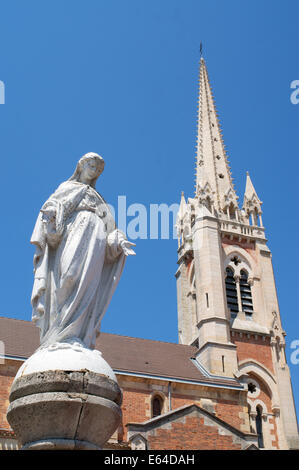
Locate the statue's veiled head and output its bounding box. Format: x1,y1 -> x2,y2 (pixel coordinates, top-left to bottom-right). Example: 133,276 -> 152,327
69,152 -> 105,188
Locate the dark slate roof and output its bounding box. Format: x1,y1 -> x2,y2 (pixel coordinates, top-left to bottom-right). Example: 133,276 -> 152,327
0,316 -> 240,388
0,316 -> 39,359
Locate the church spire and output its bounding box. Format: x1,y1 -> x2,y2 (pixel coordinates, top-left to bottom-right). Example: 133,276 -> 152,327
243,171 -> 261,202
243,171 -> 263,226
178,191 -> 187,219
195,56 -> 238,214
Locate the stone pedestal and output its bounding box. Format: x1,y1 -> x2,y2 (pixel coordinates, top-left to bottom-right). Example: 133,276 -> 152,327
7,342 -> 122,450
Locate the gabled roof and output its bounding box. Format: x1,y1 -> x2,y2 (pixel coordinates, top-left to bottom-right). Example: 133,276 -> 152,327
127,403 -> 258,450
0,316 -> 240,388
127,402 -> 245,437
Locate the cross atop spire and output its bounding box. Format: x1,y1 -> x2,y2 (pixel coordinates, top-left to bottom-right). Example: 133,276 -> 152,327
195,56 -> 238,214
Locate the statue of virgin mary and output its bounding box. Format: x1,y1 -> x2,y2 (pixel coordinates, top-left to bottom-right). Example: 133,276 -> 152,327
30,152 -> 135,351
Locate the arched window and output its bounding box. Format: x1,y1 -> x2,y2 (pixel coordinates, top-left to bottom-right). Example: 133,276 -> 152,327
152,395 -> 163,418
225,267 -> 239,318
252,208 -> 259,226
256,406 -> 264,448
240,270 -> 253,315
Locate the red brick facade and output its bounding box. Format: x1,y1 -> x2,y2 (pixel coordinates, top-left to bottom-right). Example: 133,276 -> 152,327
0,361 -> 17,431
232,333 -> 274,375
148,416 -> 242,450
127,404 -> 257,450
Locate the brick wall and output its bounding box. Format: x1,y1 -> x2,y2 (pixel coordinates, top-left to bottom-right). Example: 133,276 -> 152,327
215,399 -> 243,430
147,415 -> 243,450
171,393 -> 199,411
0,365 -> 256,449
230,336 -> 279,448
222,238 -> 257,263
121,387 -> 152,441
0,363 -> 16,430
119,381 -> 248,443
232,333 -> 274,375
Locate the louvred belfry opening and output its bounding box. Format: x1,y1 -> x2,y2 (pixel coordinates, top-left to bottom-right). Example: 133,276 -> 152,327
225,267 -> 239,318
240,270 -> 253,315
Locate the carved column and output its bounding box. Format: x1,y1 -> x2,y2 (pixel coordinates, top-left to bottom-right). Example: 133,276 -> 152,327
249,411 -> 257,434
234,274 -> 243,313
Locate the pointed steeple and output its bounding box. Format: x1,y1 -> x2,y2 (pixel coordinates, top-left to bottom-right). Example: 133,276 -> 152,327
243,172 -> 262,223
195,56 -> 238,214
177,191 -> 187,220
243,172 -> 261,203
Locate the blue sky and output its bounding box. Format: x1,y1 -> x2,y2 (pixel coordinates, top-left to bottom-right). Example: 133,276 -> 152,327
0,1 -> 298,417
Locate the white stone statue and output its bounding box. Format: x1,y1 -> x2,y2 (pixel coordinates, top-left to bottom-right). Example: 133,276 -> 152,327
8,153 -> 132,449
30,152 -> 135,351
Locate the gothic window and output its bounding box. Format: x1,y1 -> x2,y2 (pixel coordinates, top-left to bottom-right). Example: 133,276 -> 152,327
231,256 -> 241,266
152,395 -> 163,418
225,267 -> 238,318
225,257 -> 254,319
248,382 -> 257,393
240,270 -> 253,315
256,406 -> 264,448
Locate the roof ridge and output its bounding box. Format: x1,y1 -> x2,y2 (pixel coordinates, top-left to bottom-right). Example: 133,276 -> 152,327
0,315 -> 32,323
0,317 -> 195,348
100,331 -> 195,348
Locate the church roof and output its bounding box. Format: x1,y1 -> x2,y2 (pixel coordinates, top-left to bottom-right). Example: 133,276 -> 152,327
0,316 -> 240,389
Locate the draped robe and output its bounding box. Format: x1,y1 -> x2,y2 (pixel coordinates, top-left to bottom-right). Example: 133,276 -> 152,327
31,180 -> 126,350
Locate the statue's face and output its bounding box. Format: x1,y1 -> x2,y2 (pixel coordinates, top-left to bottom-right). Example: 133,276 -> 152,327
80,158 -> 103,183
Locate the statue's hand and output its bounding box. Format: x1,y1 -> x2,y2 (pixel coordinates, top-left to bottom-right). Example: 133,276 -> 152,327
41,208 -> 57,234
40,203 -> 63,248
120,239 -> 136,256
41,207 -> 56,220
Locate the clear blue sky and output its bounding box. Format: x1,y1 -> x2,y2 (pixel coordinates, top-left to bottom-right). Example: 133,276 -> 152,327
0,1 -> 298,417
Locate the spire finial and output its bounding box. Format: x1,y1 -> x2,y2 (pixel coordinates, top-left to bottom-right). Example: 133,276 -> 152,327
200,42 -> 203,58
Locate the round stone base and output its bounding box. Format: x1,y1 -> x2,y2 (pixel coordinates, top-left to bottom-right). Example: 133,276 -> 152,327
14,340 -> 116,381
22,438 -> 101,450
7,369 -> 122,450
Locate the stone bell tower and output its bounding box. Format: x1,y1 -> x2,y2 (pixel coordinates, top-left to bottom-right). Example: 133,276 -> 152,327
175,55 -> 299,449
